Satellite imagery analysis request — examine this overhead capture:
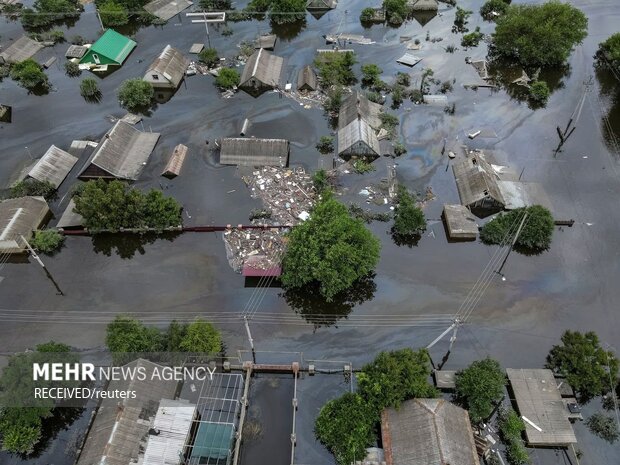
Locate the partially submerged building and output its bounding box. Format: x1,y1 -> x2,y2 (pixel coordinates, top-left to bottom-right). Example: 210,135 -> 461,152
306,0 -> 337,10
56,198 -> 83,231
0,35 -> 43,63
26,145 -> 78,189
255,34 -> 277,50
443,204 -> 479,240
381,398 -> 480,465
452,152 -> 505,213
143,45 -> 189,89
407,0 -> 438,10
0,196 -> 50,254
143,0 -> 193,21
0,104 -> 11,123
506,368 -> 578,447
337,91 -> 382,160
297,65 -> 318,92
78,121 -> 160,180
239,49 -> 283,95
162,144 -> 188,178
338,91 -> 382,130
79,29 -> 136,70
219,138 -> 290,167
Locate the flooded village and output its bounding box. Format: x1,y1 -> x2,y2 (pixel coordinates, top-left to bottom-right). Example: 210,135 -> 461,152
1,0 -> 620,465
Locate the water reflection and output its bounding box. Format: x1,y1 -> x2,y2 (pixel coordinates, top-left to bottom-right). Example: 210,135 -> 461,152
281,273 -> 376,329
25,407 -> 84,460
270,19 -> 306,41
595,66 -> 620,155
90,232 -> 181,259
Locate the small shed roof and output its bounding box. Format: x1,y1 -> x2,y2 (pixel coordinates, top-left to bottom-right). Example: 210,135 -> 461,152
397,53 -> 422,67
407,0 -> 438,10
240,48 -> 284,88
65,45 -> 87,59
189,43 -> 204,54
0,35 -> 43,63
81,29 -> 136,65
306,0 -> 337,9
27,145 -> 78,188
56,198 -> 83,230
338,91 -> 382,130
256,34 -> 277,50
146,45 -> 189,87
506,368 -> 577,446
144,0 -> 193,21
434,370 -> 457,389
162,144 -> 188,178
0,196 -> 50,253
381,398 -> 480,465
79,121 -> 160,180
452,153 -> 505,208
337,118 -> 380,156
297,65 -> 317,91
220,138 -> 290,167
443,204 -> 479,239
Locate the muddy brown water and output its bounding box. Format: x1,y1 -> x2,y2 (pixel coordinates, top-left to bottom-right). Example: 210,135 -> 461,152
1,1 -> 620,464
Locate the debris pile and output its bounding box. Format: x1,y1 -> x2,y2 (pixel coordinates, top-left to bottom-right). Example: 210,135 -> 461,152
223,228 -> 286,274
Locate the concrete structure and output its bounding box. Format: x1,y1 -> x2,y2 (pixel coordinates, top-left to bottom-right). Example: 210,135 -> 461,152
144,45 -> 189,89
0,35 -> 43,63
79,121 -> 160,180
381,398 -> 480,465
0,196 -> 50,253
79,29 -> 136,68
443,204 -> 479,240
219,138 -> 290,167
239,49 -> 283,95
144,0 -> 193,21
506,368 -> 578,446
26,145 -> 77,188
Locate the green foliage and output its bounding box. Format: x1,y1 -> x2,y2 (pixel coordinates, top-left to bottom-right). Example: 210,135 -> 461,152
118,79 -> 153,111
379,112 -> 399,134
314,52 -> 356,88
439,80 -> 454,93
529,80 -> 550,106
392,186 -> 426,238
99,0 -> 129,26
21,0 -> 81,28
80,77 -> 101,100
199,0 -> 231,10
395,71 -> 410,87
10,179 -> 56,200
393,141 -> 406,156
383,0 -> 407,23
358,348 -> 438,413
348,204 -> 391,223
281,193 -> 380,301
312,169 -> 330,194
215,68 -> 240,89
597,33 -> 620,69
454,6 -> 472,32
360,7 -> 375,23
365,91 -> 382,104
455,358 -> 505,424
10,59 -> 49,90
198,48 -> 219,67
586,412 -> 619,443
64,61 -> 81,77
31,230 -> 64,254
461,27 -> 484,48
269,0 -> 306,24
177,318 -> 222,354
352,160 -> 376,174
480,0 -> 510,20
316,136 -> 334,154
106,315 -> 164,356
491,1 -> 588,68
498,408 -> 530,465
391,85 -> 405,107
70,35 -> 85,45
480,206 -> 554,251
420,67 -> 435,94
505,442 -> 530,465
73,179 -> 182,232
323,86 -> 344,113
0,424 -> 41,454
410,88 -> 423,103
314,393 -> 376,465
546,330 -> 619,401
361,63 -> 382,87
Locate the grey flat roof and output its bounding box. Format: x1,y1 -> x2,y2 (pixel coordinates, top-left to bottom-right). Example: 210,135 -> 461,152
143,0 -> 193,21
27,145 -> 78,188
0,35 -> 43,63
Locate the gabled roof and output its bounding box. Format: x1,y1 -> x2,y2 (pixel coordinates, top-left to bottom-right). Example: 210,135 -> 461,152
381,398 -> 480,465
338,91 -> 382,130
240,49 -> 283,88
80,121 -> 160,180
219,138 -> 289,166
144,0 -> 193,21
146,45 -> 189,87
407,0 -> 439,10
0,35 -> 43,63
297,65 -> 317,91
0,196 -> 50,253
338,118 -> 381,156
452,153 -> 505,207
82,29 -> 136,65
27,145 -> 78,188
306,0 -> 337,9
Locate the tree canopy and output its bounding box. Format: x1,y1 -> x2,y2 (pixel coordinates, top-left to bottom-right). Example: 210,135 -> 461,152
10,59 -> 49,90
392,186 -> 426,240
9,179 -> 56,200
480,0 -> 510,21
178,318 -> 222,354
455,358 -> 506,424
357,348 -> 438,413
99,0 -> 129,26
281,193 -> 380,301
314,393 -> 376,465
117,79 -> 154,111
269,0 -> 305,24
199,48 -> 219,67
586,412 -> 619,443
597,33 -> 620,69
31,230 -> 65,254
73,179 -> 182,232
21,0 -> 81,28
546,330 -> 619,402
215,68 -> 240,89
313,52 -> 356,88
105,315 -> 164,354
491,1 -> 588,68
480,205 -> 554,251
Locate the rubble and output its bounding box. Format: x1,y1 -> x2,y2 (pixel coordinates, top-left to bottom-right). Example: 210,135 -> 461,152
223,228 -> 286,273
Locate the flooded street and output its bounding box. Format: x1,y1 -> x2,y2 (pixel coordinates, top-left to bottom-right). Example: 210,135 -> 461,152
1,0 -> 620,463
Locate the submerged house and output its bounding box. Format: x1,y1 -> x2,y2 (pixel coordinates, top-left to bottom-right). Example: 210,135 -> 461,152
306,0 -> 337,10
78,121 -> 160,181
0,35 -> 43,64
407,0 -> 439,10
452,152 -> 505,214
79,29 -> 136,70
143,0 -> 193,22
0,196 -> 50,254
239,49 -> 283,96
337,91 -> 382,160
297,65 -> 317,92
338,91 -> 382,130
26,145 -> 78,189
219,138 -> 290,167
143,45 -> 189,89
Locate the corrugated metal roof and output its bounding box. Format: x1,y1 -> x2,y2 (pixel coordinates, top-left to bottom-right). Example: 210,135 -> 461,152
144,0 -> 193,21
256,34 -> 277,50
240,49 -> 283,89
443,204 -> 478,239
0,35 -> 43,63
27,145 -> 78,188
56,198 -> 83,229
145,45 -> 189,88
407,0 -> 438,10
381,398 -> 480,465
66,45 -> 87,59
0,196 -> 50,253
337,118 -> 380,156
219,138 -> 289,167
452,153 -> 505,208
86,29 -> 136,65
80,121 -> 160,180
306,0 -> 337,9
162,144 -> 188,178
338,91 -> 382,130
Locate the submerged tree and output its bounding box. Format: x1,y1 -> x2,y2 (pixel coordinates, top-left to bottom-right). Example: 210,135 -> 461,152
596,33 -> 620,69
10,59 -> 49,90
9,179 -> 56,200
31,230 -> 65,254
586,412 -> 620,443
117,79 -> 154,111
99,0 -> 129,27
455,358 -> 506,424
480,205 -> 554,251
392,186 -> 426,241
215,68 -> 240,89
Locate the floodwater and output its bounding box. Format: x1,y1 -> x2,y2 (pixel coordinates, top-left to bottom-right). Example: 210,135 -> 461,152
1,0 -> 620,464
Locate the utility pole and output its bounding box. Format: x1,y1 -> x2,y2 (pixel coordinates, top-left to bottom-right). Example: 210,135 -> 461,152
243,316 -> 256,363
20,235 -> 64,295
186,12 -> 226,49
495,212 -> 528,280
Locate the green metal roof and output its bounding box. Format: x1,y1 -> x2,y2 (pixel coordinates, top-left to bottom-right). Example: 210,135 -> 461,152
88,29 -> 136,65
190,422 -> 234,461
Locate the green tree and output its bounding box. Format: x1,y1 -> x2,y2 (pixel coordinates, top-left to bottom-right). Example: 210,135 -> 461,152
99,0 -> 129,26
314,393 -> 376,465
361,63 -> 382,87
314,52 -> 356,87
80,77 -> 101,100
528,80 -> 550,106
105,315 -> 164,354
357,348 -> 438,413
480,0 -> 510,20
10,59 -> 49,90
215,68 -> 240,89
491,1 -> 588,68
0,424 -> 41,454
198,48 -> 219,67
383,0 -> 407,24
454,6 -> 472,32
21,0 -> 81,28
546,330 -> 619,402
392,186 -> 425,239
31,230 -> 65,254
360,7 -> 375,23
586,412 -> 619,443
323,86 -> 344,113
497,408 -> 530,465
461,27 -> 484,48
117,79 -> 154,111
269,0 -> 305,24
9,179 -> 56,200
597,33 -> 620,69
199,0 -> 231,10
455,358 -> 505,424
281,193 -> 380,301
312,169 -> 330,194
64,61 -> 81,77
395,71 -> 410,87
316,136 -> 334,154
480,205 -> 554,251
178,318 -> 222,354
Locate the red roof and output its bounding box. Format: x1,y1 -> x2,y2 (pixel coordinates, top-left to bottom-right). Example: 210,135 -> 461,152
242,255 -> 282,277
